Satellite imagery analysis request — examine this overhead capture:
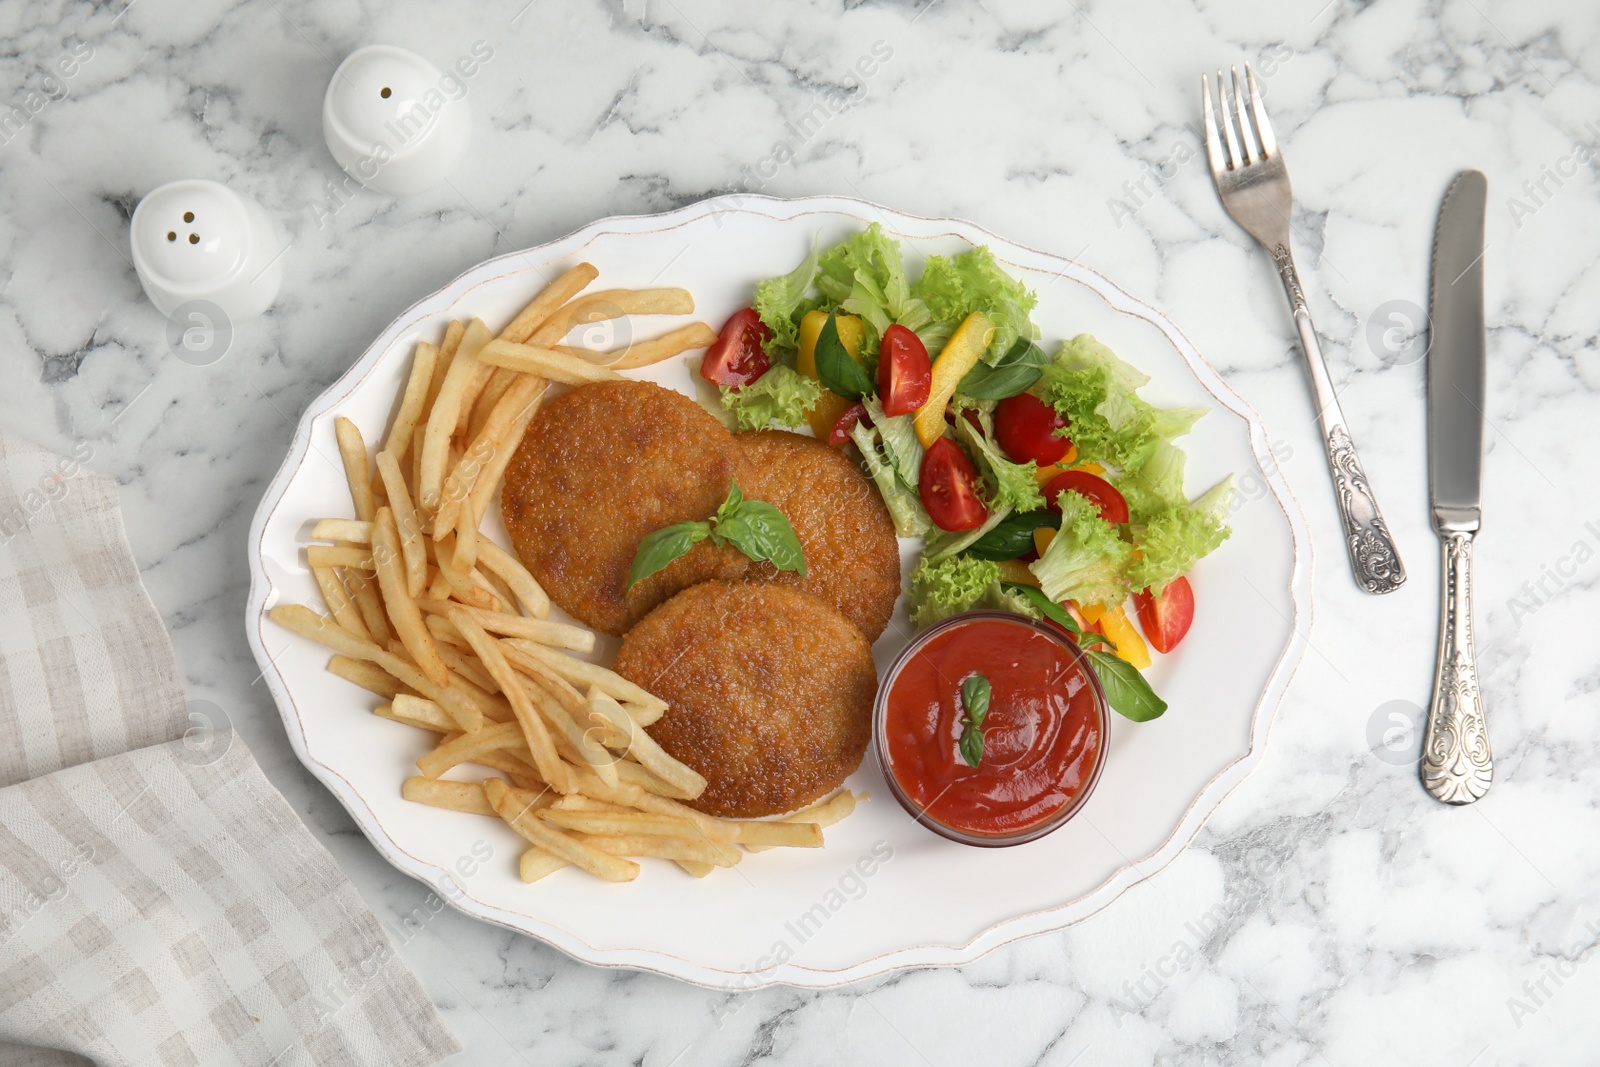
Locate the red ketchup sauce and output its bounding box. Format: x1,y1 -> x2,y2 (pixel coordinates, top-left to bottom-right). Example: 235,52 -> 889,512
882,615 -> 1104,839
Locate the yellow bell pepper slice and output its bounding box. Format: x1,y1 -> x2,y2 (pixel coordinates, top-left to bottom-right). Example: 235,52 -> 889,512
1081,601 -> 1151,669
1031,448 -> 1081,488
913,311 -> 993,447
797,310 -> 866,440
996,559 -> 1039,587
1033,527 -> 1056,558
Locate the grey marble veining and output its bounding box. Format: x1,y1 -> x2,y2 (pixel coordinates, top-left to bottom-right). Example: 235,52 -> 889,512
2,0 -> 1598,1062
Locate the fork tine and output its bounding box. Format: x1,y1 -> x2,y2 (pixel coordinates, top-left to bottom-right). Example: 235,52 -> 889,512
1214,69 -> 1242,169
1201,74 -> 1226,177
1231,67 -> 1259,164
1245,62 -> 1276,158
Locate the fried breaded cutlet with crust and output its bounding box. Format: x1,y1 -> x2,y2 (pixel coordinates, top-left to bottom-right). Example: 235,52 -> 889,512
733,429 -> 901,641
612,581 -> 877,818
500,380 -> 749,635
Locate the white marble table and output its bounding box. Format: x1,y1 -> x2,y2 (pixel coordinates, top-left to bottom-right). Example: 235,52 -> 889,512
5,0 -> 1598,1062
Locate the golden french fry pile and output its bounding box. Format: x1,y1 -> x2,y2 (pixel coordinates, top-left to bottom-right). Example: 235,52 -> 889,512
268,265 -> 865,883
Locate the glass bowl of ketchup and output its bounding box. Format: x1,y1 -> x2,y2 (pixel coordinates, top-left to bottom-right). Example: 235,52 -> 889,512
874,611 -> 1109,847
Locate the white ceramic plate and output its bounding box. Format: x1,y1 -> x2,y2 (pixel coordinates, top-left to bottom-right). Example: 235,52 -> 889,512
246,195 -> 1310,990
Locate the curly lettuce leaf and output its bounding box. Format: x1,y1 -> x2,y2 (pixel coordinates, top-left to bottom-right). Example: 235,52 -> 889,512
753,234 -> 821,353
912,246 -> 1039,362
1126,476 -> 1234,595
719,364 -> 823,431
861,395 -> 922,488
1115,439 -> 1187,524
907,554 -> 1001,630
799,223 -> 932,359
1039,334 -> 1206,471
1029,490 -> 1133,608
924,503 -> 1012,562
850,416 -> 932,538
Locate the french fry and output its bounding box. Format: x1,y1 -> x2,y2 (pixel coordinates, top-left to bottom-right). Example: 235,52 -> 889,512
571,833 -> 740,867
419,318 -> 492,510
416,721 -> 525,778
342,572 -> 393,644
466,366 -> 517,443
310,518 -> 372,544
744,792 -> 863,852
387,694 -> 457,732
484,777 -> 638,883
586,690 -> 705,799
373,507 -> 450,688
426,535 -> 498,609
376,451 -> 428,597
600,321 -> 720,370
437,374 -> 545,538
384,340 -> 439,460
311,565 -> 369,640
477,339 -> 622,385
446,608 -> 568,790
467,392 -> 542,525
474,538 -> 550,619
676,861 -> 715,878
474,564 -> 519,614
423,321 -> 467,416
306,545 -> 372,570
613,760 -> 694,799
431,630 -> 498,693
540,809 -> 706,841
326,654 -> 406,698
474,751 -> 547,790
401,776 -> 495,816
529,288 -> 695,347
519,847 -> 569,883
454,500 -> 480,572
498,262 -> 599,344
334,416 -> 377,523
728,820 -> 824,849
508,642 -> 664,713
434,607 -> 594,653
512,673 -> 618,789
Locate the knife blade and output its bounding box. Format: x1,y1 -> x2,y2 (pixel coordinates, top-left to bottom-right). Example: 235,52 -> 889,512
1420,169 -> 1492,804
1428,170 -> 1487,532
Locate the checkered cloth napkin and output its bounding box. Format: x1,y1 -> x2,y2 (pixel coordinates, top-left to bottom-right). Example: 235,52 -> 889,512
0,432 -> 459,1067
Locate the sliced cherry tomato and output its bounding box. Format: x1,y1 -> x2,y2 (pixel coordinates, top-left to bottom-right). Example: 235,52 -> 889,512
699,308 -> 770,388
878,324 -> 932,416
1134,575 -> 1195,654
919,437 -> 989,532
1043,469 -> 1129,524
828,402 -> 871,447
995,393 -> 1072,466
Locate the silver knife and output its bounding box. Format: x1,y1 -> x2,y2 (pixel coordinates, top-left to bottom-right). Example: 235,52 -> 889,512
1420,169 -> 1493,804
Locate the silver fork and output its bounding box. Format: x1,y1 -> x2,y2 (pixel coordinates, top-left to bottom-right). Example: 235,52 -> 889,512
1202,64 -> 1405,595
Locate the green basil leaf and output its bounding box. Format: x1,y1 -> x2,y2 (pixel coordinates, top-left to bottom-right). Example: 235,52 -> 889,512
626,521 -> 711,591
814,311 -> 874,401
959,726 -> 984,768
715,481 -> 745,524
960,674 -> 990,727
1084,648 -> 1167,722
713,499 -> 807,575
967,510 -> 1061,561
957,363 -> 1043,400
1004,583 -> 1081,636
995,337 -> 1052,369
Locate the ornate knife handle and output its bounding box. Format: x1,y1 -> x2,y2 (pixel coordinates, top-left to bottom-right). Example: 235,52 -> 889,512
1274,245 -> 1406,594
1421,531 -> 1492,803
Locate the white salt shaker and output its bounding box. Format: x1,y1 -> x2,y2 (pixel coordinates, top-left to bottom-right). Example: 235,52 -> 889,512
322,44 -> 471,197
129,179 -> 284,321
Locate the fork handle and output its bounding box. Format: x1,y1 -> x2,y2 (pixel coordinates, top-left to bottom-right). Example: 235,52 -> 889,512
1272,244 -> 1407,595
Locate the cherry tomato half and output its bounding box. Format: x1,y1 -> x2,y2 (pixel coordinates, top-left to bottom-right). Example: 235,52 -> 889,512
919,437 -> 989,532
995,393 -> 1072,466
699,308 -> 770,388
878,324 -> 932,417
828,402 -> 871,447
1134,575 -> 1195,654
1043,469 -> 1129,524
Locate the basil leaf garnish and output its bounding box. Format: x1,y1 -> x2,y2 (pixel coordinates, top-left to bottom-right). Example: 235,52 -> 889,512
957,338 -> 1051,400
958,672 -> 991,768
814,311 -> 874,401
958,728 -> 985,769
712,499 -> 806,575
626,520 -> 711,591
967,510 -> 1061,561
1084,648 -> 1167,722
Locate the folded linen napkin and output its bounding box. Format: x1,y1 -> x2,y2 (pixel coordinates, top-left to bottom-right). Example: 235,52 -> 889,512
0,431 -> 459,1067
